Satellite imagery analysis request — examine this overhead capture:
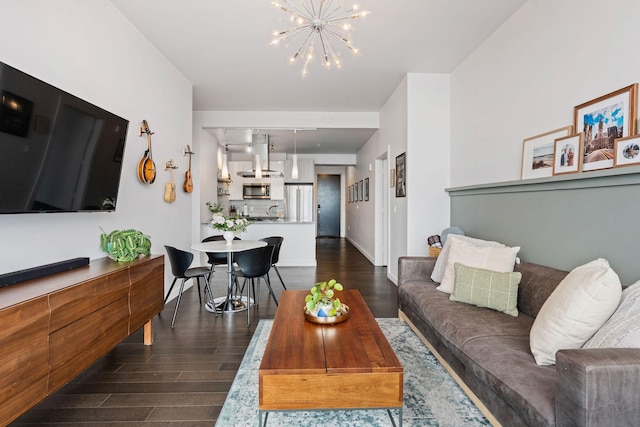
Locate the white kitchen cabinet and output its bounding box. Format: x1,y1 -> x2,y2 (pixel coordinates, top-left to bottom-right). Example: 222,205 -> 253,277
228,161 -> 251,200
284,159 -> 315,183
270,177 -> 284,200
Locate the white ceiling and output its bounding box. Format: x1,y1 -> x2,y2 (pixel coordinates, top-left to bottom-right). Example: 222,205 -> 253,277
111,0 -> 526,154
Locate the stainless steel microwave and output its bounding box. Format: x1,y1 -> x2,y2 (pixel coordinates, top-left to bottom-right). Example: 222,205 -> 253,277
242,183 -> 270,199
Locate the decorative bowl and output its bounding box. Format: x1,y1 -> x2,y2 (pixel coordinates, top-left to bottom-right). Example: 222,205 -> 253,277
304,303 -> 350,324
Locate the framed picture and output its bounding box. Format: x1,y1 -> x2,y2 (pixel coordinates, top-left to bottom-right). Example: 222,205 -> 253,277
359,180 -> 363,201
521,126 -> 573,179
347,185 -> 351,203
613,135 -> 640,168
574,84 -> 638,172
395,153 -> 406,197
364,178 -> 369,201
552,134 -> 583,175
390,169 -> 395,187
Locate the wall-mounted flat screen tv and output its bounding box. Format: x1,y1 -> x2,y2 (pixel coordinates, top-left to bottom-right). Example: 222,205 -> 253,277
0,61 -> 129,213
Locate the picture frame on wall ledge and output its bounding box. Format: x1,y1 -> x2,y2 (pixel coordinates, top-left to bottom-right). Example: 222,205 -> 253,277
552,134 -> 583,175
395,153 -> 406,197
574,83 -> 638,172
520,126 -> 573,179
359,180 -> 363,201
613,135 -> 640,168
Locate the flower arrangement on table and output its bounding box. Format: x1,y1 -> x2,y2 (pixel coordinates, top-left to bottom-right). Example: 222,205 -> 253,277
210,212 -> 251,237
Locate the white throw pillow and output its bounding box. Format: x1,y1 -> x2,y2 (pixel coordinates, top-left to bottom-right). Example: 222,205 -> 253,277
436,237 -> 520,294
431,235 -> 506,284
529,258 -> 622,365
583,280 -> 640,348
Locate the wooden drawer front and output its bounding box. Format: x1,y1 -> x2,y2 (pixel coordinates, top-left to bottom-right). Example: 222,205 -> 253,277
48,297 -> 129,392
129,256 -> 164,332
0,297 -> 50,425
49,270 -> 130,333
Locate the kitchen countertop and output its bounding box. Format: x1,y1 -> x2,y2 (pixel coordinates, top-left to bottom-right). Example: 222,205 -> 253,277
201,218 -> 314,225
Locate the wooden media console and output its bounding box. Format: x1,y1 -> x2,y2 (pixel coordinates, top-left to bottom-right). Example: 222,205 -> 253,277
0,255 -> 164,425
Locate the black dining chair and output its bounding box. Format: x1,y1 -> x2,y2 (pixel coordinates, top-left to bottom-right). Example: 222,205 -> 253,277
259,236 -> 286,290
231,245 -> 276,326
202,235 -> 240,271
164,245 -> 213,328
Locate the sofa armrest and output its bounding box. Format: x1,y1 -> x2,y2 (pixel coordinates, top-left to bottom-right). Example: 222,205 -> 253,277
556,348 -> 640,427
398,256 -> 436,286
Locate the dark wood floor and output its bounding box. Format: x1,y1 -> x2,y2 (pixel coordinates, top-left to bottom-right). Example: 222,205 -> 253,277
13,238 -> 398,426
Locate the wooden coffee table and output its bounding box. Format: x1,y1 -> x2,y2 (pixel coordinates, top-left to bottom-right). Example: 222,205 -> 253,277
258,289 -> 403,426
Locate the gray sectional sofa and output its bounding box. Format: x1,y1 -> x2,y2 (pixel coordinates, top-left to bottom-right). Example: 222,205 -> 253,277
398,256 -> 640,427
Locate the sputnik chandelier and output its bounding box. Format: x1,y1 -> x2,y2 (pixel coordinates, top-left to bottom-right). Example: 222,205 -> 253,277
270,0 -> 370,77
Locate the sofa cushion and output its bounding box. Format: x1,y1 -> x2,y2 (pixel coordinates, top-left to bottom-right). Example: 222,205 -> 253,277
450,263 -> 522,317
515,262 -> 567,318
399,279 -> 533,353
583,280 -> 640,348
431,234 -> 506,284
529,258 -> 622,365
461,335 -> 557,426
437,237 -> 520,294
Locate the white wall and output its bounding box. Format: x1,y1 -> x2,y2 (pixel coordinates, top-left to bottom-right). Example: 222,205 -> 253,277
346,132 -> 380,262
0,1 -> 192,296
355,74 -> 451,282
407,74 -> 451,255
451,0 -> 640,187
379,78 -> 408,282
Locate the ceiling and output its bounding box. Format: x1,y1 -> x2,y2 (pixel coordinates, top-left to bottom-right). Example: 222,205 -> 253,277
110,0 -> 525,154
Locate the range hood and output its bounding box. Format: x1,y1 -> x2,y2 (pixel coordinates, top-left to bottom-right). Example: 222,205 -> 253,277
237,133 -> 284,178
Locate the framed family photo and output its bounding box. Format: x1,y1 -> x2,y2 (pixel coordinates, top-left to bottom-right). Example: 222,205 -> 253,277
552,134 -> 583,175
574,84 -> 637,172
521,126 -> 573,179
613,135 -> 640,168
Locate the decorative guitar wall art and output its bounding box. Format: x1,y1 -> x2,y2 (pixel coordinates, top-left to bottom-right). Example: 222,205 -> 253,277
137,120 -> 156,184
164,159 -> 177,203
183,145 -> 194,193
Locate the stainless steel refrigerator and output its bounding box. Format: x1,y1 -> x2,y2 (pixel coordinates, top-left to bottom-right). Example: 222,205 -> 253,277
284,183 -> 314,222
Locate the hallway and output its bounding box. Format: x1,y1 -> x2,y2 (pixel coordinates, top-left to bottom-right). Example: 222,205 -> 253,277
14,238 -> 398,425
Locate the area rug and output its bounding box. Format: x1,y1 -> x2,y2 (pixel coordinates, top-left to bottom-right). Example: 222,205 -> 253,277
216,319 -> 490,426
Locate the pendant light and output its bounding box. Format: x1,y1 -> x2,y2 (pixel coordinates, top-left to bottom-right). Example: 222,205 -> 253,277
255,154 -> 263,179
221,145 -> 229,179
291,129 -> 299,180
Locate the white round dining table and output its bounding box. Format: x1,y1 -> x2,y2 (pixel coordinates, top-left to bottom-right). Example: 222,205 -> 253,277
191,239 -> 267,315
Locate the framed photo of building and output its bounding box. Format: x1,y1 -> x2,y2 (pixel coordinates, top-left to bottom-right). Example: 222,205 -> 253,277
395,152 -> 406,197
613,135 -> 640,168
574,84 -> 637,172
521,126 -> 573,179
552,134 -> 583,175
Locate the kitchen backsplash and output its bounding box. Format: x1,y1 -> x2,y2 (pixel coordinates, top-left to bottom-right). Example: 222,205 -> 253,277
226,199 -> 285,217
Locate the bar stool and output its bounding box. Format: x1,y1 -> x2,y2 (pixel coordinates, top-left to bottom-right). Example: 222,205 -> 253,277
164,245 -> 212,328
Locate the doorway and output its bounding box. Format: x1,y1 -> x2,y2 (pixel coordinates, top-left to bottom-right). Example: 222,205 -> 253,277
317,174 -> 341,237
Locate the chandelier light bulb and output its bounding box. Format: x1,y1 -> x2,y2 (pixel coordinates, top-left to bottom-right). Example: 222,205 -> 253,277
270,0 -> 370,76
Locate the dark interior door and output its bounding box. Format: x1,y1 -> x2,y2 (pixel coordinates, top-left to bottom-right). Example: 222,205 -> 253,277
317,174 -> 340,237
